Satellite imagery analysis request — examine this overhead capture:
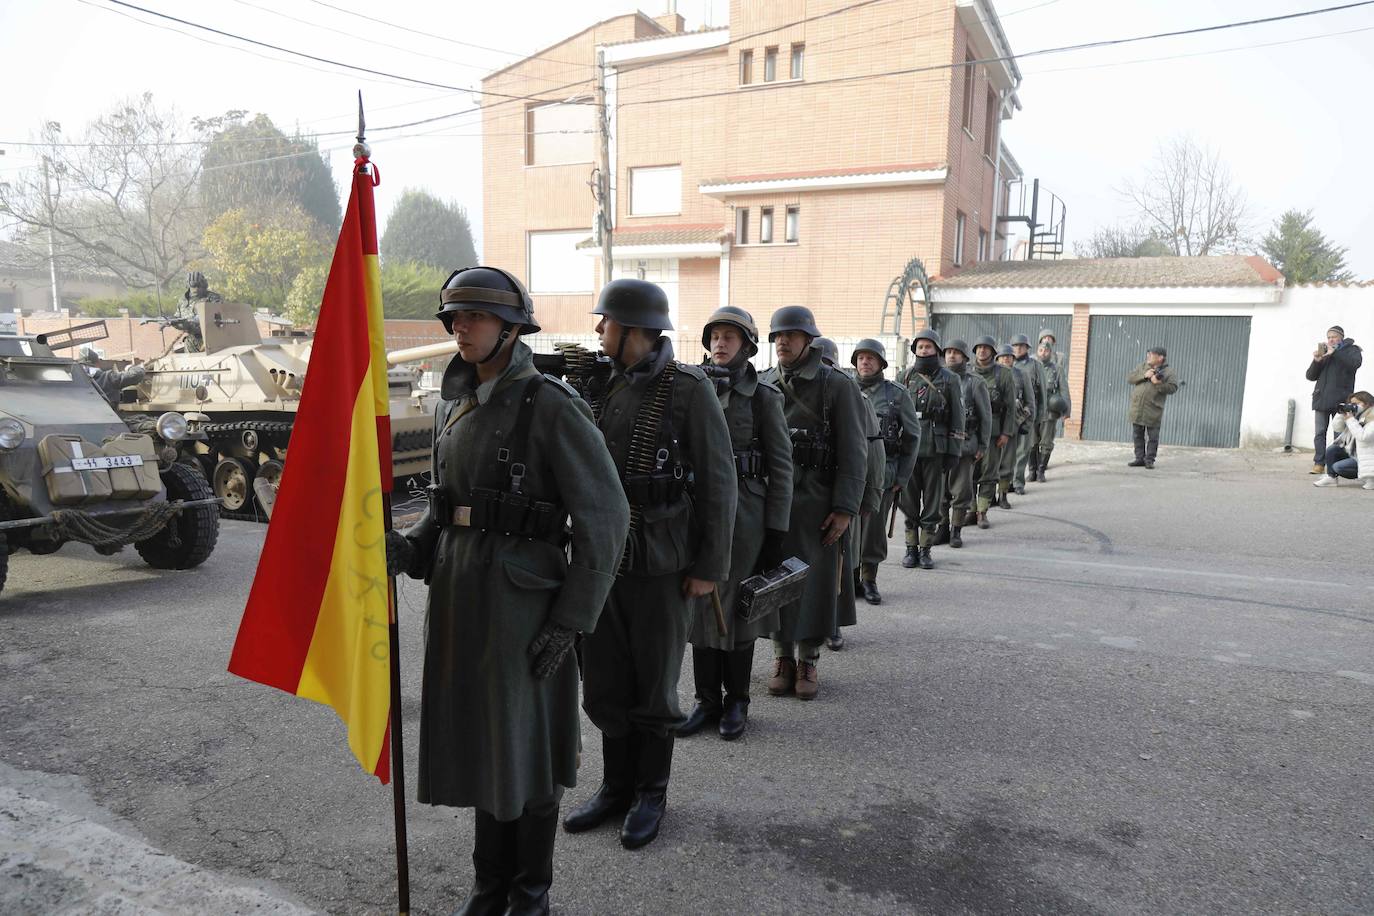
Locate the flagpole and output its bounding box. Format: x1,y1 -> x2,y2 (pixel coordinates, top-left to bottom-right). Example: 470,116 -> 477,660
356,91 -> 411,916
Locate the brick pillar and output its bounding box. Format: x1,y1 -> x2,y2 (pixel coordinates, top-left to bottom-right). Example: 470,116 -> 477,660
1064,302 -> 1091,440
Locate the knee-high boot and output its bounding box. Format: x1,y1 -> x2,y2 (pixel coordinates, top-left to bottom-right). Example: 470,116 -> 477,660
457,810 -> 516,916
719,644 -> 753,740
620,732 -> 672,850
562,733 -> 633,833
506,799 -> 559,916
677,647 -> 723,737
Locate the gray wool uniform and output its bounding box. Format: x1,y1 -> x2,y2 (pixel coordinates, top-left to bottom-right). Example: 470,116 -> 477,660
941,366 -> 991,527
854,373 -> 919,570
1002,362 -> 1036,485
1014,353 -> 1045,486
760,346 -> 868,649
900,363 -> 965,544
1038,351 -> 1068,459
584,337 -> 738,739
399,342 -> 630,822
688,362 -> 793,651
973,361 -> 1017,508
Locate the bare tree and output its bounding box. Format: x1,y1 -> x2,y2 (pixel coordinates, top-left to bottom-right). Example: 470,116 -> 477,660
0,93 -> 206,296
1073,223 -> 1172,259
1121,136 -> 1252,256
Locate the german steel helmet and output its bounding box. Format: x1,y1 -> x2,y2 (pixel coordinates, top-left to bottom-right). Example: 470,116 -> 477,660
437,266 -> 540,334
944,338 -> 972,361
997,344 -> 1015,358
910,327 -> 942,353
812,336 -> 839,366
1047,393 -> 1071,419
768,305 -> 821,341
851,337 -> 888,370
1009,333 -> 1031,347
701,305 -> 759,354
1038,328 -> 1057,344
592,278 -> 673,331
973,335 -> 999,356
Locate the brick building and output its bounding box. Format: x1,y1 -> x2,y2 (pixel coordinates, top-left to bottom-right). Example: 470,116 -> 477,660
481,0 -> 1034,348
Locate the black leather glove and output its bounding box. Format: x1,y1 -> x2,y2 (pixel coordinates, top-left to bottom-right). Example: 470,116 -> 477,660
384,530 -> 414,578
529,621 -> 578,679
759,528 -> 788,572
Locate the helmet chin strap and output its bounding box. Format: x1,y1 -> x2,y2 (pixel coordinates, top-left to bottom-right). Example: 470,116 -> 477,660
611,325 -> 629,365
479,321 -> 513,364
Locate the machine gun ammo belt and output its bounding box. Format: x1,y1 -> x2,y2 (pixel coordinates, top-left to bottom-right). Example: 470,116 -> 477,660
617,361 -> 682,573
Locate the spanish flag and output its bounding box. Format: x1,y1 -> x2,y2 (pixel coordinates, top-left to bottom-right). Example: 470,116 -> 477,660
228,154 -> 395,782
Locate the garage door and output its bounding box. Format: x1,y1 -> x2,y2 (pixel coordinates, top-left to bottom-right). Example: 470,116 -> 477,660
931,313 -> 1073,367
1080,315 -> 1251,448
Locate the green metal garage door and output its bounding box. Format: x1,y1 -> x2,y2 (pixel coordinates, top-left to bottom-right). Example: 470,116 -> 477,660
1080,315 -> 1251,448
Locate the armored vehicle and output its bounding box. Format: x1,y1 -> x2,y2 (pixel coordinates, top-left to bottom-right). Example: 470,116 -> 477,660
0,327 -> 220,598
124,300 -> 433,519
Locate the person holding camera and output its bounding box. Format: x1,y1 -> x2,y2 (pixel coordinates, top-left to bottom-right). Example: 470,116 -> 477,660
1306,326 -> 1363,474
1313,392 -> 1374,489
1126,347 -> 1179,469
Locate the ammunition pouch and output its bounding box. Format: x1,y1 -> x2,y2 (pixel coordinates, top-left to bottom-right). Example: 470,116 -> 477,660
789,429 -> 835,475
429,484 -> 568,546
733,447 -> 765,479
623,469 -> 687,507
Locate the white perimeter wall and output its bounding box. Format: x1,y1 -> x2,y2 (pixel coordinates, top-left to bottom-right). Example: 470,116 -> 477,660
1243,285 -> 1374,449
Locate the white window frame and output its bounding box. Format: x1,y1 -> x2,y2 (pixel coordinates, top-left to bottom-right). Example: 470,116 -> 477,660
739,49 -> 753,85
527,229 -> 593,294
977,228 -> 988,263
628,165 -> 682,217
524,99 -> 595,167
759,207 -> 774,243
764,46 -> 777,82
954,212 -> 966,267
784,206 -> 800,243
735,208 -> 750,245
790,43 -> 805,80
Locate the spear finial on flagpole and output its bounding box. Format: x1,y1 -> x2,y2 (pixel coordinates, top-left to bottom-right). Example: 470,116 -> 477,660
353,90 -> 371,160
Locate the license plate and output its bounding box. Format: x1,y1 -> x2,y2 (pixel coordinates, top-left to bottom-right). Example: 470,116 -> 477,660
71,455 -> 144,470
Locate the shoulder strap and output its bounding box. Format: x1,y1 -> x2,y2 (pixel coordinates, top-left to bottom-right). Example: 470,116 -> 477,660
497,375 -> 545,494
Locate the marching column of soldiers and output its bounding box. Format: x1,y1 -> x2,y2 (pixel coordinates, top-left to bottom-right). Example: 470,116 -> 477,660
386,266 -> 1071,915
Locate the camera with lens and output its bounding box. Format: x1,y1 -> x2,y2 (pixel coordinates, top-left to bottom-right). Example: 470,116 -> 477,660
1337,402 -> 1361,415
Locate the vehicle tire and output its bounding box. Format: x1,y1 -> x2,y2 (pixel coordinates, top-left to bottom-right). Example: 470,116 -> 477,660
211,457 -> 255,513
135,462 -> 220,570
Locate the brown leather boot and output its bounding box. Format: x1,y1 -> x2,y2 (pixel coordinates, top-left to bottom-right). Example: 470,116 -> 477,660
767,658 -> 796,696
795,660 -> 819,700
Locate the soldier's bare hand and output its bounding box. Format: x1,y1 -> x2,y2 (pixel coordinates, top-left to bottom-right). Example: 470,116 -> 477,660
974,450 -> 984,462
820,512 -> 852,546
995,434 -> 1010,449
682,576 -> 715,598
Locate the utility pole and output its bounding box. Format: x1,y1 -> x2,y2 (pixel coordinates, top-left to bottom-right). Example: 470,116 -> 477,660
41,156 -> 60,311
596,49 -> 614,286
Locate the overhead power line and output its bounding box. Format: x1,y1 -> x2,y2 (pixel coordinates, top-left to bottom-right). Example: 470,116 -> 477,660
618,0 -> 1374,108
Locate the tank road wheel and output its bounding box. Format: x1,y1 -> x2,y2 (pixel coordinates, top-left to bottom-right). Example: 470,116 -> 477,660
256,458 -> 284,495
135,462 -> 220,570
212,457 -> 255,513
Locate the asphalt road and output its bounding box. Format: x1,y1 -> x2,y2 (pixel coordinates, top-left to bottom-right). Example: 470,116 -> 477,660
2,440 -> 1372,915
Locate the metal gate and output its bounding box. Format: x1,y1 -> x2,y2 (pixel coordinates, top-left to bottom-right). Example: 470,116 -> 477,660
1080,315 -> 1251,448
931,313 -> 1073,366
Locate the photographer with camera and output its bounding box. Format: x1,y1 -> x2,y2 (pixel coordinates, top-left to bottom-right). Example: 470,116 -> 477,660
1126,347 -> 1179,469
1313,392 -> 1374,489
1306,326 -> 1363,474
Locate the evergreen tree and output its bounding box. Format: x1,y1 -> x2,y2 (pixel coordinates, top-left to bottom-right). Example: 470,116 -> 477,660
197,112 -> 340,232
1260,210 -> 1354,284
380,189 -> 478,271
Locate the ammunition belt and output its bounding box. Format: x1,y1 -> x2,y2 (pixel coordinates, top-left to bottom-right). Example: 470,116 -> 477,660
618,360 -> 680,573
733,448 -> 765,479
431,485 -> 568,546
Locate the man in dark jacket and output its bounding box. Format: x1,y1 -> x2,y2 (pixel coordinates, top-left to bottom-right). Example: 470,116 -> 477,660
1010,334 -> 1044,493
899,328 -> 964,570
939,339 -> 990,548
1306,326 -> 1363,474
564,279 -> 737,851
972,336 -> 1017,517
1126,347 -> 1180,469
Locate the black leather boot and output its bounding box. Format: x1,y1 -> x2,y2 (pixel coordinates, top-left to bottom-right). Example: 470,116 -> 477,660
861,579 -> 881,605
901,528 -> 918,568
719,645 -> 752,741
1028,465 -> 1039,482
457,810 -> 515,916
621,732 -> 672,850
918,545 -> 934,570
1037,460 -> 1049,482
949,526 -> 963,548
998,490 -> 1012,510
506,800 -> 558,916
562,734 -> 633,833
934,522 -> 950,546
676,648 -> 722,737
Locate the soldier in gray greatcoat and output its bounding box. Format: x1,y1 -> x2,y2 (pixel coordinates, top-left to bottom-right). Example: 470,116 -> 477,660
997,344 -> 1034,505
679,306 -> 793,742
1035,329 -> 1069,481
939,339 -> 990,548
1011,333 -> 1045,491
899,328 -> 964,570
562,279 -> 737,851
971,336 -> 1017,520
850,339 -> 918,605
760,307 -> 868,700
385,266 -> 630,915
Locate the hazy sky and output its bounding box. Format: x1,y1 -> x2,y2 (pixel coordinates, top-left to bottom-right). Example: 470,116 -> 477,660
2,0 -> 1372,277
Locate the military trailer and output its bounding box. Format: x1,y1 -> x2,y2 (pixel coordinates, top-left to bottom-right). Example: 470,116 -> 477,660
0,328 -> 220,598
122,300 -> 433,519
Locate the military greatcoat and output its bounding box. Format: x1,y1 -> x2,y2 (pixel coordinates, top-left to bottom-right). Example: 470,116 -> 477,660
689,362 -> 794,650
401,342 -> 630,822
760,345 -> 868,642
855,373 -> 919,568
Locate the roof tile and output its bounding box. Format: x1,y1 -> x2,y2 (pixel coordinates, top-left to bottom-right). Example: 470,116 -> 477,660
934,255 -> 1286,290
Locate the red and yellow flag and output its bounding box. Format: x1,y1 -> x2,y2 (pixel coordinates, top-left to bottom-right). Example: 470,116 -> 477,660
228,156 -> 395,782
